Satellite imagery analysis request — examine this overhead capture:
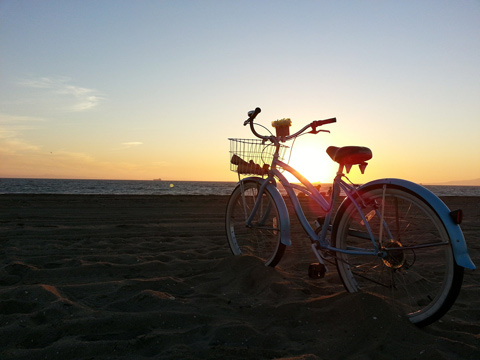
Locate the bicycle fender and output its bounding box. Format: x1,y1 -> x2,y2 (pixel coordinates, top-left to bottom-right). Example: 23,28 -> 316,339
239,177 -> 292,247
359,178 -> 476,270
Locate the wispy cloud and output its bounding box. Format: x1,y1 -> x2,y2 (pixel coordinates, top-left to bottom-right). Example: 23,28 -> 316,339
0,113 -> 44,154
121,142 -> 143,148
18,76 -> 69,89
122,142 -> 143,146
0,135 -> 40,154
108,142 -> 144,151
18,76 -> 105,112
0,113 -> 46,124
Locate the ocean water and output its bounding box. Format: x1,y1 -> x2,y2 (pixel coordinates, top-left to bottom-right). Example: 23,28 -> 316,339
0,179 -> 237,196
0,178 -> 479,197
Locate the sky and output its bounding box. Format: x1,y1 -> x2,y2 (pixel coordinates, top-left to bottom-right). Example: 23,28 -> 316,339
1,0 -> 479,184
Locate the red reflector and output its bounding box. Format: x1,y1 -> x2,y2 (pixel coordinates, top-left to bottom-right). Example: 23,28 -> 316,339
449,209 -> 463,225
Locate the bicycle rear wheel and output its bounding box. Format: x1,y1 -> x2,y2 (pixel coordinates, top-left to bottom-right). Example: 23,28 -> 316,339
225,180 -> 285,267
333,185 -> 463,327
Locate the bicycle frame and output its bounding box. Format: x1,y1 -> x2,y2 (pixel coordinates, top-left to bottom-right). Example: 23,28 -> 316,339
244,155 -> 384,261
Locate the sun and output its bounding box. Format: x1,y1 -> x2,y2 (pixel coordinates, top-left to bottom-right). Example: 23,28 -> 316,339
282,140 -> 337,184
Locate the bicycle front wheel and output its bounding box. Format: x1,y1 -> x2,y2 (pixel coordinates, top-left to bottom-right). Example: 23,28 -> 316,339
225,180 -> 285,267
333,185 -> 463,326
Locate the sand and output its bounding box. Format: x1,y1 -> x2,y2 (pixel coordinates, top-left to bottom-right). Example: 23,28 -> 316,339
0,194 -> 478,360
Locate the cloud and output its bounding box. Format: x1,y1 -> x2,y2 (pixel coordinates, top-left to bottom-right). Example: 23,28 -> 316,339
18,76 -> 70,89
52,150 -> 95,163
0,113 -> 43,153
0,136 -> 40,154
121,142 -> 143,148
61,84 -> 104,111
18,76 -> 105,112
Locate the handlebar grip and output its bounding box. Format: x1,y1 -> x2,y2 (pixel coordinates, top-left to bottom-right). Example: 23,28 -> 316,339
250,107 -> 261,118
313,117 -> 336,127
244,107 -> 262,126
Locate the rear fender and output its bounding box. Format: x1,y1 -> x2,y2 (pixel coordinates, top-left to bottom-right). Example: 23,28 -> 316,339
357,178 -> 475,270
239,177 -> 291,246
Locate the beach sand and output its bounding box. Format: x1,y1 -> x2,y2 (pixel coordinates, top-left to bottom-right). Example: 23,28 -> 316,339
0,194 -> 478,359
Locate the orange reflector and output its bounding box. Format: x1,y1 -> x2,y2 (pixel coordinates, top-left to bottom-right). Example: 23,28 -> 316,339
449,209 -> 463,225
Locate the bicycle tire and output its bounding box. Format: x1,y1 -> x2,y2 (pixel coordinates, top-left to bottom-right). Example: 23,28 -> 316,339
225,180 -> 286,267
333,185 -> 464,327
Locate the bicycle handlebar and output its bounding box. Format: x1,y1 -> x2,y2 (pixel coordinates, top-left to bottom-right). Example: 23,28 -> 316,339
243,107 -> 261,126
243,107 -> 336,142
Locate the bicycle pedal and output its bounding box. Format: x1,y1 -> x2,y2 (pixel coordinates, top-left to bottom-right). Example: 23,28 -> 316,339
308,263 -> 326,279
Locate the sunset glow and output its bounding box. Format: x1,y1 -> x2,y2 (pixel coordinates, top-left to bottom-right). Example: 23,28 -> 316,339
1,1 -> 479,185
283,137 -> 339,184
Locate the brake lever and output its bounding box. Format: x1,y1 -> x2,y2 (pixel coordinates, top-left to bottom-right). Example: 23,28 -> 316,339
309,129 -> 330,134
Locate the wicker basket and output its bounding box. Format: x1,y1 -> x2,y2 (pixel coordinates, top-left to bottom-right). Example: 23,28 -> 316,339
229,138 -> 287,176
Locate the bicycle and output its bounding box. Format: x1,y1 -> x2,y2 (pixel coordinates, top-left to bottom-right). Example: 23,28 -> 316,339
225,107 -> 475,327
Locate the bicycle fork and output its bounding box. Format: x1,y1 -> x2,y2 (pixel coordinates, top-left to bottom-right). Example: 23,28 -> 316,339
241,178 -> 274,228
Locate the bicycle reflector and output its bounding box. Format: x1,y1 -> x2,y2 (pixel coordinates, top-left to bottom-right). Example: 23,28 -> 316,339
449,209 -> 463,225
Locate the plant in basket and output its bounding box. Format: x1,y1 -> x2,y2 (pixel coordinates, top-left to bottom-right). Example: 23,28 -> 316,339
272,118 -> 292,138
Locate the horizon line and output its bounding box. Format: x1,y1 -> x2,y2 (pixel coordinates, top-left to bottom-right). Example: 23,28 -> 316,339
1,176 -> 479,187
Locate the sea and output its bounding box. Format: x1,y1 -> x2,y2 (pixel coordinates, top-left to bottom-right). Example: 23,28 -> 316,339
0,178 -> 479,197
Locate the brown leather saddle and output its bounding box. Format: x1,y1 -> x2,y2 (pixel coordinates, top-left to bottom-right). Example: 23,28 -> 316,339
326,146 -> 372,174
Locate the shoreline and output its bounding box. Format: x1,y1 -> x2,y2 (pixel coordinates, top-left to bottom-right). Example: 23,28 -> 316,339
2,178 -> 480,198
